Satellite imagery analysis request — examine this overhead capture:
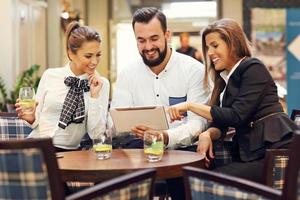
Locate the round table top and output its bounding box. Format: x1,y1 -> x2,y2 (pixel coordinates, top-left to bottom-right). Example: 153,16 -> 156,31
58,149 -> 204,182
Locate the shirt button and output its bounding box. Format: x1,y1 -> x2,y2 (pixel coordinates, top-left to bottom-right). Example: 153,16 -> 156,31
156,94 -> 159,97
156,77 -> 158,79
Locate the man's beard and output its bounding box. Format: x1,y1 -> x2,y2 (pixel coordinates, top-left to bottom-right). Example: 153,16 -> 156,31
140,41 -> 168,68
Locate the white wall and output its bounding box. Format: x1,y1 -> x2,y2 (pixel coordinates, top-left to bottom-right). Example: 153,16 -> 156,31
88,0 -> 109,78
0,0 -> 17,90
221,0 -> 243,26
0,0 -> 48,91
47,0 -> 61,68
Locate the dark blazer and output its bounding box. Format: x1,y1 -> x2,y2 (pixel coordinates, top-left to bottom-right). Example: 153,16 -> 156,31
210,58 -> 298,161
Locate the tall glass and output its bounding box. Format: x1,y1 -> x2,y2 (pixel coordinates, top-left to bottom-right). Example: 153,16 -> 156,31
92,129 -> 112,160
19,87 -> 35,114
144,130 -> 164,162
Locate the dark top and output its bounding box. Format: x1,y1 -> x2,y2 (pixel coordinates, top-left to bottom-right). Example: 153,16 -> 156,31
210,58 -> 298,161
176,46 -> 199,61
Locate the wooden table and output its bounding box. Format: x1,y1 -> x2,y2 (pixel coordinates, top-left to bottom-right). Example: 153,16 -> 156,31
58,149 -> 204,182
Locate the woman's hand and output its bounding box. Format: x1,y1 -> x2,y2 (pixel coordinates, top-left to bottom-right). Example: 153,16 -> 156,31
88,72 -> 103,98
167,102 -> 189,122
15,99 -> 36,124
197,131 -> 214,168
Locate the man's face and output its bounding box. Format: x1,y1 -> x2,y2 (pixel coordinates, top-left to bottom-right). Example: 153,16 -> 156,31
133,17 -> 169,67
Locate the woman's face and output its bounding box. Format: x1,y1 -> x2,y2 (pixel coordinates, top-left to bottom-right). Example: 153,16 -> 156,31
205,32 -> 235,72
68,40 -> 101,75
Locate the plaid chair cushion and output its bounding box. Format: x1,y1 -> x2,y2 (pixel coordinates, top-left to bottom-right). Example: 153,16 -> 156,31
66,181 -> 94,193
213,141 -> 233,167
0,117 -> 32,139
98,179 -> 152,200
0,148 -> 51,199
189,177 -> 271,200
272,155 -> 289,190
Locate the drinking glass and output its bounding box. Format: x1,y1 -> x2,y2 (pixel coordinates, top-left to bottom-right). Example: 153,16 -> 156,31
144,130 -> 164,162
19,87 -> 35,114
92,129 -> 112,160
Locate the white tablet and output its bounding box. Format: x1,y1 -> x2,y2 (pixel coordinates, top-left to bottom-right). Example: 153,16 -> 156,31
109,106 -> 169,133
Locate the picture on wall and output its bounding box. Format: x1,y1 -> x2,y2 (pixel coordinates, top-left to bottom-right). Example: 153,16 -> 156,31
251,8 -> 286,87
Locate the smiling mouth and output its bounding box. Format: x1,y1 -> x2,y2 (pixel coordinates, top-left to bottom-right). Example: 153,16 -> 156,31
88,66 -> 96,70
212,58 -> 220,65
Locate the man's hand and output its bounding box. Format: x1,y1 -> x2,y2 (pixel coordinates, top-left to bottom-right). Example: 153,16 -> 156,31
131,125 -> 169,145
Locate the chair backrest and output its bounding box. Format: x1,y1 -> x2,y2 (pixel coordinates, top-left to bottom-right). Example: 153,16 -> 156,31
0,117 -> 32,139
66,169 -> 156,200
183,166 -> 281,200
290,109 -> 300,126
281,130 -> 300,200
0,112 -> 18,117
0,138 -> 65,200
263,149 -> 289,190
213,140 -> 233,167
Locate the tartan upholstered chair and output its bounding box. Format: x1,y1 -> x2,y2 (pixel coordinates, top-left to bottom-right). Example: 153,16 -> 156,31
183,166 -> 281,200
0,138 -> 65,200
183,131 -> 300,200
290,109 -> 300,126
263,149 -> 289,190
66,168 -> 156,200
281,130 -> 300,200
212,127 -> 235,167
0,116 -> 93,194
0,116 -> 32,139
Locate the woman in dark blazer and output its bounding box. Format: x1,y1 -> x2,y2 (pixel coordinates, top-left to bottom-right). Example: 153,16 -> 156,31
168,18 -> 298,183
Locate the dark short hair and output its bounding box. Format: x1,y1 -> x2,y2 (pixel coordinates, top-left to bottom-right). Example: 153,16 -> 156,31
65,21 -> 101,60
132,7 -> 167,33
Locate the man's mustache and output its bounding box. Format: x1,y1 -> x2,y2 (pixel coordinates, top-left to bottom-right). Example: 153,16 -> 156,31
142,48 -> 159,54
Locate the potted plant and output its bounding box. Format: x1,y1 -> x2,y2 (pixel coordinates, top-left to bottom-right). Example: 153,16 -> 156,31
0,64 -> 41,112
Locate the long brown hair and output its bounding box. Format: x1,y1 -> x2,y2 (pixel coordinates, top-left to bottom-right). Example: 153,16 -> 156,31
65,21 -> 101,60
201,18 -> 252,105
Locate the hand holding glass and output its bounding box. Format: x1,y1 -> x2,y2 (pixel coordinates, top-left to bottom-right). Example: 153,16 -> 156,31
93,130 -> 112,160
144,130 -> 164,162
19,87 -> 35,114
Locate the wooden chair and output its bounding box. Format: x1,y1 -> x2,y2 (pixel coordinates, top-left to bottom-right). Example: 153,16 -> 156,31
0,138 -> 157,200
263,149 -> 289,190
290,109 -> 300,121
290,109 -> 300,126
0,112 -> 18,117
183,131 -> 300,200
66,168 -> 156,200
0,116 -> 32,139
281,130 -> 300,200
183,166 -> 281,200
0,138 -> 65,200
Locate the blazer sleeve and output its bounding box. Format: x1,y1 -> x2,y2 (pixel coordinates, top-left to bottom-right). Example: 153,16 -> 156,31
210,62 -> 272,128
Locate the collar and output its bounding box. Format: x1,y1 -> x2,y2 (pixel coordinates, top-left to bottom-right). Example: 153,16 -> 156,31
220,57 -> 245,84
66,62 -> 88,80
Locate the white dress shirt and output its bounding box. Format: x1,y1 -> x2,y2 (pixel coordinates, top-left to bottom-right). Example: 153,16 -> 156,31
27,63 -> 110,149
111,50 -> 211,149
219,58 -> 245,106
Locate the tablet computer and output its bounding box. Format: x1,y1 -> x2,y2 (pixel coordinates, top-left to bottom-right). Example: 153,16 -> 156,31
109,106 -> 169,133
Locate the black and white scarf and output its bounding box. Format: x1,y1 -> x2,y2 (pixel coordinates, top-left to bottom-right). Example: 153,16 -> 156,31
58,76 -> 90,129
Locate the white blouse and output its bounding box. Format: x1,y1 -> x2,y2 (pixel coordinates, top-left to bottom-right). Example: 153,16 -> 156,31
27,63 -> 110,149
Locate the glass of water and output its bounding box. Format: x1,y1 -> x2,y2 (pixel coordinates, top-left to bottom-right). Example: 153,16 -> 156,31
19,87 -> 35,114
92,129 -> 112,160
144,130 -> 164,162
